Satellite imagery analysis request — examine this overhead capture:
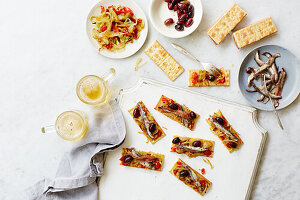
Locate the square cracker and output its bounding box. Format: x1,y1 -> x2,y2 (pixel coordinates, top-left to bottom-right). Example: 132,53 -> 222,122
207,3 -> 247,45
144,40 -> 184,81
232,17 -> 277,49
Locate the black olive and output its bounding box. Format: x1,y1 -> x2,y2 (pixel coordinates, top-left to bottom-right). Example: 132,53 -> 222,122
207,74 -> 215,81
123,155 -> 133,163
180,170 -> 189,177
149,123 -> 156,133
175,24 -> 184,31
133,108 -> 140,118
172,137 -> 181,144
190,111 -> 197,119
168,103 -> 178,110
227,142 -> 237,148
215,117 -> 224,125
192,141 -> 201,147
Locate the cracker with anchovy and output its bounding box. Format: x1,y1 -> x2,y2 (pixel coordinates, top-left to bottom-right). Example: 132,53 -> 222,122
155,95 -> 199,130
206,110 -> 243,152
129,101 -> 165,144
171,136 -> 214,158
188,68 -> 230,87
120,148 -> 164,171
170,158 -> 212,196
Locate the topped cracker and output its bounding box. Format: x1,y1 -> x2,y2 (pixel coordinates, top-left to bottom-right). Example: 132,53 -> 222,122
188,68 -> 230,87
206,110 -> 243,152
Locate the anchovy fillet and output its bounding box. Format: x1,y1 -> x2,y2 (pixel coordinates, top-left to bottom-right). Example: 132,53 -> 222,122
175,145 -> 207,152
158,106 -> 191,128
137,103 -> 154,139
209,116 -> 238,142
182,163 -> 203,193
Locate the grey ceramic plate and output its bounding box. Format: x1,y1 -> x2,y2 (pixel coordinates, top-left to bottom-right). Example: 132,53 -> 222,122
239,45 -> 300,111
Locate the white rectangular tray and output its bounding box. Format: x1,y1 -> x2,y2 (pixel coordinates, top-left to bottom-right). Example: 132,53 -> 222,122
99,78 -> 267,200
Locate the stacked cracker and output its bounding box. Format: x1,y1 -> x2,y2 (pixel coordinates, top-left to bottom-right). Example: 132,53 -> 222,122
207,3 -> 277,48
144,40 -> 184,81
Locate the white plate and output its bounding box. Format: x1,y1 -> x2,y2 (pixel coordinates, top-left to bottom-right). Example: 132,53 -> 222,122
99,78 -> 267,200
86,0 -> 148,59
149,0 -> 202,38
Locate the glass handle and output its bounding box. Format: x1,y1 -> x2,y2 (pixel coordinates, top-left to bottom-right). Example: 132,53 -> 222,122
41,125 -> 56,134
102,68 -> 116,83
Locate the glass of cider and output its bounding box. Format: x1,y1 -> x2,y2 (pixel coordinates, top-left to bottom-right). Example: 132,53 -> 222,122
41,110 -> 88,141
76,68 -> 116,106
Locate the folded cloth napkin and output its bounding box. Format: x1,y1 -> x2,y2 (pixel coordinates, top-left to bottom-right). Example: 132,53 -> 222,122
26,99 -> 126,200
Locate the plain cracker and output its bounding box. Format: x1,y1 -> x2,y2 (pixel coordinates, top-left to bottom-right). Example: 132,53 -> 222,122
232,17 -> 277,48
207,3 -> 247,45
144,40 -> 184,81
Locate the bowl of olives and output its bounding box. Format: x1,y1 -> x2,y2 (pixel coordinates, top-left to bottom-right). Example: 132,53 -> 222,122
149,0 -> 203,38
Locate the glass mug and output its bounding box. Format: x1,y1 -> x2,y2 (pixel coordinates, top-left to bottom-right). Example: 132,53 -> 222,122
41,110 -> 88,141
76,68 -> 115,106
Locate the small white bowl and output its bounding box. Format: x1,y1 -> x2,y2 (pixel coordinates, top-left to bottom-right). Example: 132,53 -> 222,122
149,0 -> 203,38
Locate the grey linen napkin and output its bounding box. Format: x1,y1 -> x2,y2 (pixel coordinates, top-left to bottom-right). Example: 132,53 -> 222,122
26,100 -> 126,200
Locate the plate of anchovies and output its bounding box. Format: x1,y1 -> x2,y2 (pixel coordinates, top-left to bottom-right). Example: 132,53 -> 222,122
238,45 -> 300,111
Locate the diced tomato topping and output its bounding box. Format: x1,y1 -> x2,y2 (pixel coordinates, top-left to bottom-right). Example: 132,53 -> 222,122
140,165 -> 145,168
173,169 -> 178,174
119,156 -> 125,162
204,150 -> 211,156
112,25 -> 119,33
121,162 -> 130,166
226,143 -> 232,149
201,168 -> 206,175
157,130 -> 162,137
100,6 -> 105,13
162,97 -> 168,102
137,18 -> 143,24
155,162 -> 161,169
106,43 -> 113,49
220,136 -> 225,140
171,147 -> 176,152
218,77 -> 225,83
176,161 -> 182,165
192,72 -> 199,83
100,25 -> 107,32
200,180 -> 206,187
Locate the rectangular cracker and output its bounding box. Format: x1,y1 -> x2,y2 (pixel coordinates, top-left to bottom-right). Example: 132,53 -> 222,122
155,95 -> 199,130
144,40 -> 184,81
232,17 -> 277,49
207,3 -> 247,45
170,158 -> 212,196
170,136 -> 215,158
206,110 -> 243,152
128,101 -> 165,144
188,68 -> 230,87
120,148 -> 164,171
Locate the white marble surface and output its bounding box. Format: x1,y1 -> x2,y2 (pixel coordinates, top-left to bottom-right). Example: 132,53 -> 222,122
0,0 -> 299,199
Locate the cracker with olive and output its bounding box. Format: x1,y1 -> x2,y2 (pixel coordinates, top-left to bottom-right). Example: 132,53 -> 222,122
206,110 -> 243,152
120,148 -> 164,171
144,40 -> 184,81
155,95 -> 199,130
128,101 -> 165,144
171,136 -> 215,158
170,158 -> 212,196
188,68 -> 230,87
